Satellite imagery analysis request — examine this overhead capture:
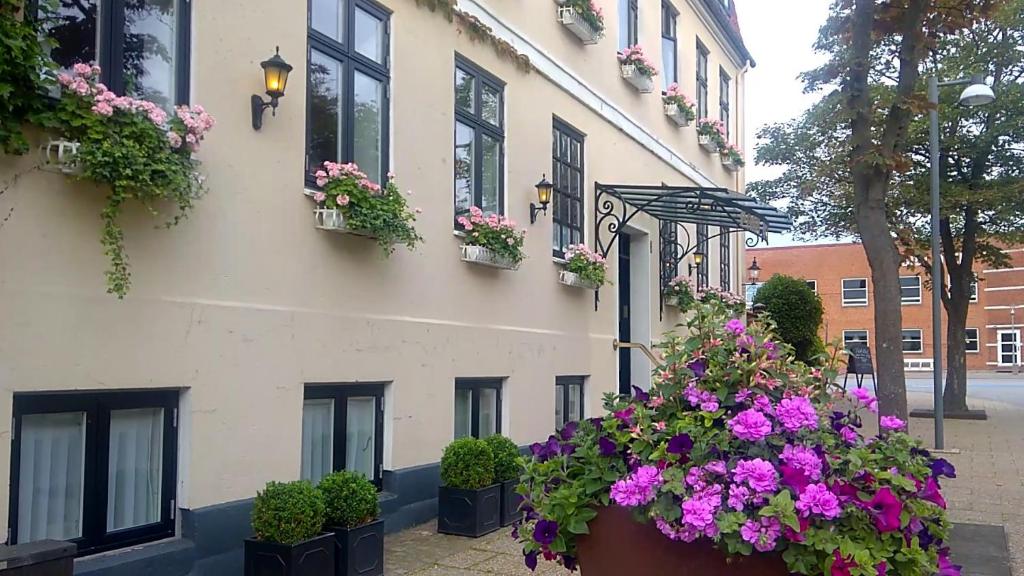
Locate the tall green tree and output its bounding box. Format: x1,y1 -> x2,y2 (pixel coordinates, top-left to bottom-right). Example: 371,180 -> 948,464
750,0 -> 1008,418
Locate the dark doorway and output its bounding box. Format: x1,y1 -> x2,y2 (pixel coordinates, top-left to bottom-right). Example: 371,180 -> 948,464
618,235 -> 631,395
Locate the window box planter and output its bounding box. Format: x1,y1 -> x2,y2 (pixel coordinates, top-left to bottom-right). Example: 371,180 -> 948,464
330,519 -> 384,576
460,244 -> 520,270
620,64 -> 654,93
39,139 -> 82,175
437,484 -> 502,538
721,156 -> 741,172
499,479 -> 523,527
244,533 -> 335,576
664,103 -> 692,127
698,134 -> 719,154
313,207 -> 384,240
557,6 -> 601,44
559,270 -> 600,290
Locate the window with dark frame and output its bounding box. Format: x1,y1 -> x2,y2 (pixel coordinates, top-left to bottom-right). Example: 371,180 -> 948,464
552,119 -> 585,258
806,280 -> 818,293
965,328 -> 980,353
454,378 -> 502,439
696,223 -> 709,289
659,221 -> 679,294
720,231 -> 731,291
843,330 -> 869,347
902,329 -> 923,353
306,0 -> 391,185
37,0 -> 191,109
618,0 -> 639,50
301,383 -> 385,487
719,68 -> 731,139
9,390 -> 178,556
454,56 -> 505,222
660,2 -> 678,90
555,376 -> 585,429
900,276 -> 922,304
696,40 -> 709,119
841,278 -> 868,306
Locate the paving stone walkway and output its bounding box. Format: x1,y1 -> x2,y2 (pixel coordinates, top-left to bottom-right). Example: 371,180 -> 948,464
385,391 -> 1022,575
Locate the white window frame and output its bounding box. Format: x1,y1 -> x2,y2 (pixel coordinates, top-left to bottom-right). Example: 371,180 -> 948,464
970,280 -> 979,302
964,328 -> 980,353
900,276 -> 922,305
841,278 -> 869,307
997,330 -> 1021,367
842,330 -> 869,348
901,329 -> 924,354
805,280 -> 817,293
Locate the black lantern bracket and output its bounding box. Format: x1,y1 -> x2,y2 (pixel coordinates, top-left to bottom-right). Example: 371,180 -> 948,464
252,47 -> 292,131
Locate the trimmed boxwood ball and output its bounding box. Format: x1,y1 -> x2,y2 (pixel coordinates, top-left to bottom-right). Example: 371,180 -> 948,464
752,273 -> 824,364
317,471 -> 380,529
441,437 -> 495,489
251,480 -> 326,545
484,434 -> 522,482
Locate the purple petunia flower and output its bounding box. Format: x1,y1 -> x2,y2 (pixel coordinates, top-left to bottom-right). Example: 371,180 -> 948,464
562,555 -> 577,571
610,465 -> 663,507
879,415 -> 906,431
937,547 -> 962,576
732,458 -> 779,494
598,436 -> 618,457
725,318 -> 745,335
728,409 -> 773,442
740,516 -> 782,552
631,385 -> 650,402
930,457 -> 956,479
781,444 -> 823,480
523,550 -> 538,571
666,434 -> 694,455
687,358 -> 708,379
533,519 -> 559,546
851,387 -> 878,413
779,463 -> 811,493
727,484 -> 750,511
775,396 -> 819,432
839,425 -> 859,445
864,487 -> 903,532
919,476 -> 946,509
795,483 -> 841,519
559,420 -> 578,441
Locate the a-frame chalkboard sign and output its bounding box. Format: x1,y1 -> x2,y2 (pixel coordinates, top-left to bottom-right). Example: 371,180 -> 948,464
843,344 -> 876,392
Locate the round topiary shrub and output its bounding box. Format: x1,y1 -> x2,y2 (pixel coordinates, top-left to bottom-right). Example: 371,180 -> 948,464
317,471 -> 380,529
484,434 -> 522,482
251,480 -> 326,545
752,273 -> 824,364
440,437 -> 495,490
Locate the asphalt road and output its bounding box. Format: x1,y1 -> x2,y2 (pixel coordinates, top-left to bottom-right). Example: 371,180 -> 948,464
905,374 -> 1024,408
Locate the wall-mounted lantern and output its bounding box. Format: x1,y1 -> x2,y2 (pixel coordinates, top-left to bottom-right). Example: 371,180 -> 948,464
530,175 -> 553,224
251,47 -> 293,130
688,251 -> 705,276
747,257 -> 761,283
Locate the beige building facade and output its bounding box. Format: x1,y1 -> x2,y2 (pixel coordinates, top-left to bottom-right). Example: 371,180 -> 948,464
0,0 -> 758,571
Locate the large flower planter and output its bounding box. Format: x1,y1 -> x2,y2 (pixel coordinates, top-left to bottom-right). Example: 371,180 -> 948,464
721,157 -> 741,172
557,6 -> 601,44
330,519 -> 384,576
437,484 -> 501,538
664,104 -> 692,127
620,64 -> 654,93
314,208 -> 383,240
576,506 -> 789,576
39,139 -> 82,175
460,244 -> 520,270
698,135 -> 719,154
244,533 -> 336,576
558,270 -> 599,290
499,479 -> 523,527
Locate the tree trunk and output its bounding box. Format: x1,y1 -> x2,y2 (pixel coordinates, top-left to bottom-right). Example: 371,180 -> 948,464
943,298 -> 970,413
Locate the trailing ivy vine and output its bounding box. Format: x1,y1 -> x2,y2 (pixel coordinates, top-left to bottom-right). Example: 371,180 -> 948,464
0,0 -> 56,154
412,0 -> 532,73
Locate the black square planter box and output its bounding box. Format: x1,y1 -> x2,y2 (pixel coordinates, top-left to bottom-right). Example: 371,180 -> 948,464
244,532 -> 335,576
331,518 -> 384,576
499,479 -> 523,527
437,484 -> 501,537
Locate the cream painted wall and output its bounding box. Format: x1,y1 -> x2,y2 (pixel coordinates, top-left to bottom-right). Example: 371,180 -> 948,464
0,0 -> 750,532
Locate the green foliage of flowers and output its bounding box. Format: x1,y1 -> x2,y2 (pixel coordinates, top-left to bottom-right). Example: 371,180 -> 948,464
664,275 -> 745,316
663,83 -> 697,122
484,434 -> 522,483
0,0 -> 56,154
457,206 -> 527,267
515,298 -> 958,576
753,274 -> 825,364
441,437 -> 496,490
317,471 -> 380,529
564,244 -> 608,288
663,274 -> 697,309
251,480 -> 326,545
697,118 -> 728,149
561,0 -> 605,35
720,143 -> 745,167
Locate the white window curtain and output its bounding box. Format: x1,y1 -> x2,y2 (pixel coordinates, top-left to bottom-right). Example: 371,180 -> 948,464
479,388 -> 498,438
301,399 -> 334,483
18,412 -> 87,543
345,397 -> 376,479
107,408 -> 164,532
454,389 -> 472,439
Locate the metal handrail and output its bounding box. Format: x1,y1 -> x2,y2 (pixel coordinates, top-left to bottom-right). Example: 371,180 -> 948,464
612,339 -> 662,365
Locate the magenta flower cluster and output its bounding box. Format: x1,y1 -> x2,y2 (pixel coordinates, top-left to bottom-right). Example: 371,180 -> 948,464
610,465 -> 662,507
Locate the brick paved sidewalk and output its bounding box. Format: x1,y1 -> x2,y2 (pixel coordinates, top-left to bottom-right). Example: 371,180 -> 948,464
385,391 -> 1022,575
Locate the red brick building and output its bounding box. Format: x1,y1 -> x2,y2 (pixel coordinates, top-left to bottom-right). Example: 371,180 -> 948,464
746,242 -> 1024,372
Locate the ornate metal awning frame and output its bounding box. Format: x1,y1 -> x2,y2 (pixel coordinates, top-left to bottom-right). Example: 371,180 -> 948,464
593,182 -> 793,314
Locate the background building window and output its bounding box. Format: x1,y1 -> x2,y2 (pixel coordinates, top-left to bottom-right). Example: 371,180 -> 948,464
719,68 -> 730,139
843,330 -> 869,348
696,224 -> 709,289
720,232 -> 731,291
841,278 -> 868,306
10,391 -> 178,554
555,376 -> 585,429
902,329 -> 923,353
965,328 -> 980,353
307,0 -> 391,184
806,280 -> 817,293
552,119 -> 584,258
696,40 -> 709,119
970,280 -> 979,302
618,0 -> 638,50
900,276 -> 922,304
301,384 -> 385,486
454,56 -> 504,221
660,2 -> 678,90
455,378 -> 502,439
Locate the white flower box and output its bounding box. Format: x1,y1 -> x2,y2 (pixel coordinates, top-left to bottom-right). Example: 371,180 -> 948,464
664,104 -> 692,127
721,156 -> 741,172
620,64 -> 654,93
39,139 -> 82,175
698,135 -> 719,154
313,207 -> 380,239
557,6 -> 601,44
559,270 -> 599,290
460,244 -> 520,270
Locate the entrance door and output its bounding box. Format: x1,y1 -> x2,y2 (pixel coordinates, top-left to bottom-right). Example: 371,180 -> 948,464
998,330 -> 1021,367
618,236 -> 631,395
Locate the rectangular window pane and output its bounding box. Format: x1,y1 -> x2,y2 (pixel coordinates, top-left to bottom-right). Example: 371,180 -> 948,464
301,399 -> 334,483
965,328 -> 980,352
900,277 -> 921,303
312,0 -> 344,42
455,67 -> 475,114
122,0 -> 179,109
568,384 -> 582,423
902,330 -> 923,353
42,0 -> 99,73
18,412 -> 87,543
555,385 -> 565,428
662,38 -> 676,88
353,71 -> 383,182
354,7 -> 385,64
307,50 -> 344,172
454,389 -> 472,439
617,0 -> 629,50
482,84 -> 501,126
478,388 -> 498,438
454,122 -> 475,215
107,408 -> 163,532
843,331 -> 868,346
345,397 -> 376,479
481,134 -> 501,215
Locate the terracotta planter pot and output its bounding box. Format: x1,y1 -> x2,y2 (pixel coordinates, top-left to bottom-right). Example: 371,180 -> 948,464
576,506 -> 789,576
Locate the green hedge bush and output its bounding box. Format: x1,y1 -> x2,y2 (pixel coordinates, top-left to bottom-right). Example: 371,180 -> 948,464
484,434 -> 521,482
440,437 -> 495,490
251,480 -> 325,545
317,471 -> 380,529
752,273 -> 824,364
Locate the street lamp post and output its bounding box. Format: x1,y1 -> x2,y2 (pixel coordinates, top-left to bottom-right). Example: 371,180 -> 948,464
927,74 -> 994,450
